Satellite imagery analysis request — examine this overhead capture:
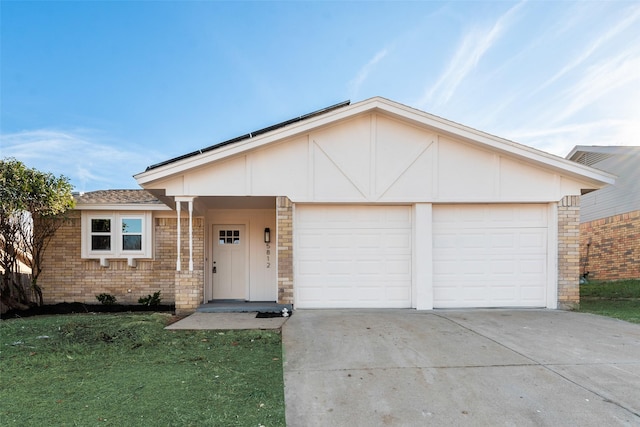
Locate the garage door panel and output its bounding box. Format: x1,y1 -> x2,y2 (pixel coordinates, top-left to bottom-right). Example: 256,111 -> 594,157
299,205 -> 412,228
489,290 -> 518,304
298,260 -> 323,275
296,205 -> 412,308
520,231 -> 546,250
433,204 -> 548,308
433,232 -> 457,249
355,233 -> 381,248
434,204 -> 547,228
298,286 -> 323,301
386,288 -> 411,302
381,232 -> 412,250
491,233 -> 516,249
355,260 -> 383,274
325,260 -> 354,275
491,259 -> 517,275
298,231 -> 325,249
385,258 -> 412,274
521,286 -> 545,301
521,256 -> 546,274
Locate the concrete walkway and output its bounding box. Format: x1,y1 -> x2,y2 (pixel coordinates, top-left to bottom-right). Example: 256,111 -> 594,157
283,309 -> 640,426
165,312 -> 289,330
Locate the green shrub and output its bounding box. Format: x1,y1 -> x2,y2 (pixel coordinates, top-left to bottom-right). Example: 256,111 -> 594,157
95,293 -> 117,305
138,290 -> 162,306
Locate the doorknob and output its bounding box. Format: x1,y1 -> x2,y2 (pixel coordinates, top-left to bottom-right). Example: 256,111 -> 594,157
212,261 -> 217,274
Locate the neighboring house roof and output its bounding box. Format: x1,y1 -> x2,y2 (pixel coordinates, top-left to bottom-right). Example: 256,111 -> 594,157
135,96 -> 615,189
567,145 -> 640,167
74,190 -> 170,211
567,145 -> 640,222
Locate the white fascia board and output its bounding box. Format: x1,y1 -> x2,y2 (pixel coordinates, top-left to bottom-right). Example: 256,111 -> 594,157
134,96 -> 616,188
76,203 -> 171,211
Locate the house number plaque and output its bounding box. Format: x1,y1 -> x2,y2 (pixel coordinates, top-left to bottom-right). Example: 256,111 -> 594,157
266,243 -> 271,268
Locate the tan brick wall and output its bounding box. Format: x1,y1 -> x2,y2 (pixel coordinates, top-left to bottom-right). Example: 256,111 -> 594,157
579,210 -> 640,281
40,211 -> 204,306
557,196 -> 581,309
175,270 -> 204,315
277,196 -> 293,305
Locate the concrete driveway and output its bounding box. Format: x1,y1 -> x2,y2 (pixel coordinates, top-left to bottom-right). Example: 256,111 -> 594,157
282,309 -> 640,426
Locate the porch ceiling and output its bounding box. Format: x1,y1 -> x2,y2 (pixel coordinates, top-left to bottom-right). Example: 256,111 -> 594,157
144,190 -> 275,213
196,196 -> 276,210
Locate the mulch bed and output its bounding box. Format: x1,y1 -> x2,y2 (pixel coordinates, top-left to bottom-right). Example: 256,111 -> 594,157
1,302 -> 175,319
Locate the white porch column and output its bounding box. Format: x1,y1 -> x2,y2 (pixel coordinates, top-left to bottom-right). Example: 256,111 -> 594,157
175,196 -> 196,272
188,199 -> 194,271
176,200 -> 181,271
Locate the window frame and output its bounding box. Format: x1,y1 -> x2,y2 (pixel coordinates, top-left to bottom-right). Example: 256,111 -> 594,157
82,211 -> 153,259
120,216 -> 144,254
90,216 -> 115,254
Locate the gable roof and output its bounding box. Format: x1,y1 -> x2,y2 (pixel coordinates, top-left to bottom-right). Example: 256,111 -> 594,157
135,96 -> 615,188
145,100 -> 351,171
74,190 -> 170,211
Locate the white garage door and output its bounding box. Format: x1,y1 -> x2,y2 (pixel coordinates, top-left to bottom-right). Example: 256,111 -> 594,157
295,205 -> 412,308
433,204 -> 548,308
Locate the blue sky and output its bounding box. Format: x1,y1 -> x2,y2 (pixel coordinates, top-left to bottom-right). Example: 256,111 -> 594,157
2,1 -> 639,191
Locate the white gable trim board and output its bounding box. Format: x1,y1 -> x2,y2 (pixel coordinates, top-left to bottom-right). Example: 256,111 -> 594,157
133,97 -> 615,311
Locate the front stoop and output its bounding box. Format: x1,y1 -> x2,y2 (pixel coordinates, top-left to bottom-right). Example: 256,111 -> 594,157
197,301 -> 293,313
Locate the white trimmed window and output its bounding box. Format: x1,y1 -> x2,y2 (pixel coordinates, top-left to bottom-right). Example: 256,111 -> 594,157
82,212 -> 152,259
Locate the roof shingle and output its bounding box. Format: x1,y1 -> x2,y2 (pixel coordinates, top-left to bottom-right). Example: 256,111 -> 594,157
74,190 -> 162,205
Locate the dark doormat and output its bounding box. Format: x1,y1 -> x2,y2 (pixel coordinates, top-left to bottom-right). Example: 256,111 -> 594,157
256,312 -> 291,318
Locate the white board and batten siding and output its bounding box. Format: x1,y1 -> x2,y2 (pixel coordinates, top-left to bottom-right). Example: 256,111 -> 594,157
295,205 -> 412,308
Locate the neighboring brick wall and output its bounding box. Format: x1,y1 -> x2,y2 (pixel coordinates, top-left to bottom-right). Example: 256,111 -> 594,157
579,210 -> 640,281
557,196 -> 581,309
40,212 -> 204,306
277,196 -> 293,305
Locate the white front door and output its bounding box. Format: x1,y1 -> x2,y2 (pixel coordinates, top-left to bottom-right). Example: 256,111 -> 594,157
212,225 -> 247,300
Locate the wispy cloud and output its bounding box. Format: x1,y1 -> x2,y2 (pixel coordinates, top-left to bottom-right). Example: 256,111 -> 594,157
505,116 -> 640,157
348,48 -> 390,98
416,1 -> 525,109
472,2 -> 640,159
550,51 -> 640,125
0,129 -> 163,191
498,48 -> 640,155
538,5 -> 640,93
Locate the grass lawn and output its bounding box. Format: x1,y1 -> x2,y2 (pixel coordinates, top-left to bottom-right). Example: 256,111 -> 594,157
579,279 -> 640,324
0,313 -> 285,426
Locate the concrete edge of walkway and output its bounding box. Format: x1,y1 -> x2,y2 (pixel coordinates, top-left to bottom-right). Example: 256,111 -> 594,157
165,311 -> 289,330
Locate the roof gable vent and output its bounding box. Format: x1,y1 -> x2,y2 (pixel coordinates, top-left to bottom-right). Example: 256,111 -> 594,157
576,152 -> 614,167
